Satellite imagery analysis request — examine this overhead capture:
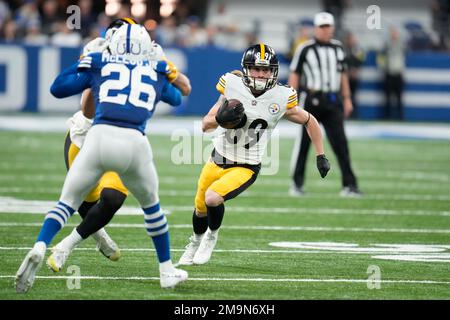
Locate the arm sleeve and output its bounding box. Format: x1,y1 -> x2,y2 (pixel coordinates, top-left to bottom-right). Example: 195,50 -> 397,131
286,88 -> 298,109
216,74 -> 227,94
338,46 -> 348,72
161,82 -> 182,106
50,62 -> 92,98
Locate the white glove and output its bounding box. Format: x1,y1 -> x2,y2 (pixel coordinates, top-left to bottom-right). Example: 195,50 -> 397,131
148,41 -> 166,61
66,110 -> 93,148
82,37 -> 107,56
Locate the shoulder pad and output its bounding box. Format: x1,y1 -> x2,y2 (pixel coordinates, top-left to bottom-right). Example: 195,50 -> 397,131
230,70 -> 243,78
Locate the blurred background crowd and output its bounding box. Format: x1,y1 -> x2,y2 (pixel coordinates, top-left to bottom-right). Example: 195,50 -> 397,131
1,0 -> 449,52
0,0 -> 449,121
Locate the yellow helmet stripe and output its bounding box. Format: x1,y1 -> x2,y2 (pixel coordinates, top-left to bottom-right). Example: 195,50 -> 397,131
123,17 -> 136,24
260,43 -> 266,61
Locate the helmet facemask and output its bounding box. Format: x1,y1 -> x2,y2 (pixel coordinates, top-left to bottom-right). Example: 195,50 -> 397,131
242,64 -> 278,93
241,44 -> 279,95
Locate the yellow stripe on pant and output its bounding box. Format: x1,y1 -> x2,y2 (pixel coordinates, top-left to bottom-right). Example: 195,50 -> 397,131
66,137 -> 129,203
195,160 -> 257,214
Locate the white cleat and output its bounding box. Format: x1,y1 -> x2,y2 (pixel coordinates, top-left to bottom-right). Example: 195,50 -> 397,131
288,184 -> 305,197
178,234 -> 203,266
46,244 -> 71,273
15,242 -> 46,293
92,229 -> 121,261
193,229 -> 218,265
340,186 -> 363,198
160,268 -> 188,289
161,207 -> 172,216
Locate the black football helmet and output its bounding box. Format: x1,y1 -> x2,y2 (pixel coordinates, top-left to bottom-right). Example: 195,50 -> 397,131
241,43 -> 279,93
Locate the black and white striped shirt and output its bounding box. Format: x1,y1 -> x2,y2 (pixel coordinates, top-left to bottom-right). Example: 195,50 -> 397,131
290,38 -> 347,93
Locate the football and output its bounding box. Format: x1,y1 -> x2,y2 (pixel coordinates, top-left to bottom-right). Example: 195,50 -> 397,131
227,98 -> 243,110
216,98 -> 245,129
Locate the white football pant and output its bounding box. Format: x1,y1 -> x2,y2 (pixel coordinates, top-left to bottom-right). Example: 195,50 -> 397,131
59,124 -> 159,210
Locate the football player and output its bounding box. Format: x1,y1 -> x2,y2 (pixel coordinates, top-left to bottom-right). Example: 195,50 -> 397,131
178,44 -> 330,265
15,23 -> 188,293
50,17 -> 191,268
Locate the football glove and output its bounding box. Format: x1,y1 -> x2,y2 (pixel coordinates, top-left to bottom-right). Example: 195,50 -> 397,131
154,60 -> 178,83
316,154 -> 330,178
148,41 -> 166,61
82,37 -> 107,57
215,99 -> 247,129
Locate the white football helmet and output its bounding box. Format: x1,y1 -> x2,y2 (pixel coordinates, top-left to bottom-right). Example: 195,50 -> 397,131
108,24 -> 153,60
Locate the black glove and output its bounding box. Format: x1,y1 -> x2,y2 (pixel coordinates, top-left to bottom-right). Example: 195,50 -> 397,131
316,154 -> 330,178
215,99 -> 247,129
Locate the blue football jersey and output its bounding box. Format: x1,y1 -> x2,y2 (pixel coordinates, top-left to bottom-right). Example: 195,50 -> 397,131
51,52 -> 182,134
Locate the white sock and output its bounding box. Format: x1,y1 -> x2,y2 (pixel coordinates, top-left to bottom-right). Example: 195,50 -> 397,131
33,241 -> 47,254
209,228 -> 219,236
59,228 -> 83,251
91,228 -> 107,242
159,260 -> 175,273
193,233 -> 204,241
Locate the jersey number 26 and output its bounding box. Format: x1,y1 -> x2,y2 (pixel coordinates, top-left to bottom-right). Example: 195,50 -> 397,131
99,64 -> 157,111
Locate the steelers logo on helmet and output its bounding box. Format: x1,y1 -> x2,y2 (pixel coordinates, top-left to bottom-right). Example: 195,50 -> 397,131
241,43 -> 279,94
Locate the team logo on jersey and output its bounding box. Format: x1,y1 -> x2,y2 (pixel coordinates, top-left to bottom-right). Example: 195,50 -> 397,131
268,103 -> 280,115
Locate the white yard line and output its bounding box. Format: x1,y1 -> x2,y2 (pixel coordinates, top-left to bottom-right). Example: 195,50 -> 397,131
1,174 -> 448,192
1,197 -> 449,217
2,116 -> 450,140
1,188 -> 450,201
1,222 -> 449,234
0,246 -> 449,257
2,206 -> 449,217
0,246 -> 340,254
0,162 -> 448,182
0,274 -> 448,285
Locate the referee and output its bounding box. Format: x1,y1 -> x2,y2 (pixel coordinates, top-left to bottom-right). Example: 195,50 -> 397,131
289,12 -> 361,197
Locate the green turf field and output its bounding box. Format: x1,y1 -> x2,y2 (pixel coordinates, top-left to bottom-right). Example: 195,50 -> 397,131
0,131 -> 449,299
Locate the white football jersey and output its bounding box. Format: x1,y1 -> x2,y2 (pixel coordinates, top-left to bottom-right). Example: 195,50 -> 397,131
67,110 -> 93,148
213,72 -> 298,165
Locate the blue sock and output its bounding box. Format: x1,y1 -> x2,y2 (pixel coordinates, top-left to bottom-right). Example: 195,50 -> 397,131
36,201 -> 75,246
144,203 -> 170,263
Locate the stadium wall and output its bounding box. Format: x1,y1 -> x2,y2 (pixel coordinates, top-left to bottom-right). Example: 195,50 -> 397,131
0,43 -> 449,122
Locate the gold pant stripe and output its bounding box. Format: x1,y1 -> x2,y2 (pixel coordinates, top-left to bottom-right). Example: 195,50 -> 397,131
195,161 -> 257,213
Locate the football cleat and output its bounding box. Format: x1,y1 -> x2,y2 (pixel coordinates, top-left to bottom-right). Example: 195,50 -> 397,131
193,229 -> 218,265
160,267 -> 188,289
161,207 -> 172,216
178,234 -> 203,266
46,243 -> 71,273
288,184 -> 305,197
340,186 -> 363,198
91,228 -> 121,261
15,242 -> 46,293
